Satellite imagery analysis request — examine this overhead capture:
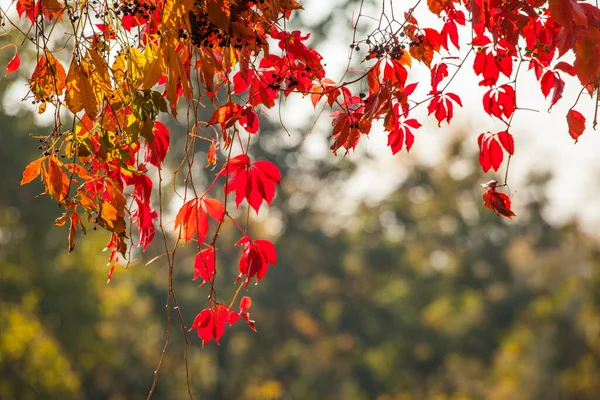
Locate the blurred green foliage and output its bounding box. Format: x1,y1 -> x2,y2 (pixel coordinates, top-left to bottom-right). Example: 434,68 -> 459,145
2,98 -> 600,399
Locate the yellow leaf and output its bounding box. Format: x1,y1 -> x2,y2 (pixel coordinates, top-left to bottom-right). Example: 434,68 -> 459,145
65,58 -> 84,113
88,49 -> 113,99
142,46 -> 165,90
53,212 -> 67,226
65,56 -> 104,117
128,47 -> 147,82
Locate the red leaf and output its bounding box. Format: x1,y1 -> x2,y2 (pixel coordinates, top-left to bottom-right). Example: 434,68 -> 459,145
193,247 -> 215,285
482,184 -> 516,219
238,296 -> 256,331
478,133 -> 492,173
488,138 -> 503,172
239,107 -> 259,134
497,131 -> 515,155
431,63 -> 448,93
567,109 -> 586,142
235,236 -> 277,286
217,155 -> 280,213
554,62 -> 576,76
190,305 -> 232,346
441,20 -> 459,50
483,85 -> 515,120
5,48 -> 20,76
540,71 -> 555,98
428,93 -> 461,126
145,121 -> 170,167
240,296 -> 252,312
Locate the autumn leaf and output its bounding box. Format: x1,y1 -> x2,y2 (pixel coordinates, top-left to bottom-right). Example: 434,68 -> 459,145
144,121 -> 170,167
20,158 -> 44,186
238,296 -> 256,331
497,131 -> 515,155
193,247 -> 215,285
482,85 -> 515,121
567,109 -> 586,142
427,0 -> 451,16
4,45 -> 20,76
217,154 -> 281,213
54,212 -> 67,227
481,181 -> 516,219
174,197 -> 225,243
30,52 -> 66,105
45,157 -> 69,202
206,0 -> 230,31
428,93 -> 462,126
190,305 -> 235,346
208,102 -> 259,134
206,140 -> 218,169
68,211 -> 85,252
235,236 -> 277,287
478,132 -> 513,172
65,58 -> 97,116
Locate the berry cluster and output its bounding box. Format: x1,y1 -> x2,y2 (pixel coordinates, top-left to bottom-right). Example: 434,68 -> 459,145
186,8 -> 231,48
183,1 -> 267,52
408,34 -> 424,48
115,0 -> 156,19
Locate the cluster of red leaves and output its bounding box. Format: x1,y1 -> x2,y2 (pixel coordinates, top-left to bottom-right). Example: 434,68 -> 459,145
11,0 -> 600,346
190,296 -> 255,346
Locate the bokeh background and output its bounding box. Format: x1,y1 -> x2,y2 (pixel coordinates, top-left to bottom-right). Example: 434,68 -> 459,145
2,0 -> 600,399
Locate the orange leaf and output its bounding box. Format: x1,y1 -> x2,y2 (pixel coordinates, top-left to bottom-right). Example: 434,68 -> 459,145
53,212 -> 67,226
427,0 -> 451,16
47,158 -> 67,202
63,163 -> 90,180
30,52 -> 66,103
206,0 -> 231,31
206,140 -> 218,169
20,158 -> 44,186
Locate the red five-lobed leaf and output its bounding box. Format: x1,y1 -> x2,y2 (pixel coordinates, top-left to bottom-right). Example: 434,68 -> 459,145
190,305 -> 231,346
235,236 -> 277,287
483,84 -> 515,121
428,93 -> 462,126
217,154 -> 281,213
